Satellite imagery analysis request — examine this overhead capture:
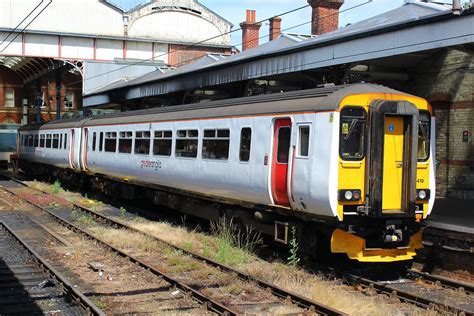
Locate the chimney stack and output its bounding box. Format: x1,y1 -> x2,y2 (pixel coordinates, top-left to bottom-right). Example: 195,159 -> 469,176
269,16 -> 282,41
307,0 -> 344,35
240,10 -> 261,51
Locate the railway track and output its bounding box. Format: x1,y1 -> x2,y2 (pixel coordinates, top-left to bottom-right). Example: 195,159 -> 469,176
0,221 -> 104,315
6,173 -> 474,315
0,175 -> 344,315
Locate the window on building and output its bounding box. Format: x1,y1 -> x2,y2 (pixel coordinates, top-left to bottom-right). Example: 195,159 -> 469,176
175,129 -> 198,158
153,131 -> 172,156
5,89 -> 15,107
104,132 -> 117,152
239,128 -> 251,162
40,134 -> 45,148
135,131 -> 150,155
118,131 -> 132,154
52,134 -> 59,149
34,135 -> 39,147
99,132 -> 103,151
64,92 -> 74,109
298,125 -> 310,157
202,129 -> 229,160
46,134 -> 52,148
64,133 -> 68,149
92,132 -> 97,151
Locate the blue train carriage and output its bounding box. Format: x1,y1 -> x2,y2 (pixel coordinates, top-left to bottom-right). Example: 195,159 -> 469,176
0,124 -> 20,169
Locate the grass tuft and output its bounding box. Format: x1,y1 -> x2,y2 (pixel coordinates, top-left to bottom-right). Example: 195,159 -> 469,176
51,180 -> 62,194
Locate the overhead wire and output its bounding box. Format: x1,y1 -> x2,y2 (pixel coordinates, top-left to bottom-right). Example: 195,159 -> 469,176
0,0 -> 53,53
0,0 -> 44,47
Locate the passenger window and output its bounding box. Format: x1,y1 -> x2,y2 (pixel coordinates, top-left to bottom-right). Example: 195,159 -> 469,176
104,132 -> 117,152
135,131 -> 150,155
99,132 -> 103,151
239,128 -> 252,162
59,134 -> 62,149
277,127 -> 291,163
34,135 -> 39,148
52,134 -> 59,149
92,132 -> 97,151
64,133 -> 68,149
119,131 -> 132,154
340,107 -> 366,160
298,126 -> 310,157
418,112 -> 430,162
153,131 -> 172,156
40,135 -> 45,148
46,134 -> 52,148
176,129 -> 198,158
28,135 -> 34,147
202,129 -> 229,160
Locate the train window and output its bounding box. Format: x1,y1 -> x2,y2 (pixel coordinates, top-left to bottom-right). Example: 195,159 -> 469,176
202,129 -> 230,160
418,112 -> 431,162
40,135 -> 45,148
153,131 -> 172,156
64,133 -> 68,150
52,134 -> 59,149
92,132 -> 97,151
46,134 -> 52,148
119,131 -> 133,154
59,134 -> 63,149
34,135 -> 39,148
99,132 -> 103,151
298,125 -> 310,157
339,107 -> 366,161
277,127 -> 291,163
28,135 -> 34,147
135,131 -> 150,155
105,132 -> 117,152
239,128 -> 252,162
176,129 -> 198,158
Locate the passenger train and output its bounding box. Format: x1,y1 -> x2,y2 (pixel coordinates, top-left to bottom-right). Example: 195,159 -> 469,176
17,84 -> 436,263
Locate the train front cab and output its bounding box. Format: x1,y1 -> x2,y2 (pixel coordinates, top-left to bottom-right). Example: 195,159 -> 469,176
332,93 -> 434,262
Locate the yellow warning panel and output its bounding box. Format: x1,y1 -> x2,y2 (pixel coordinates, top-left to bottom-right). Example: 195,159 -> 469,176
382,116 -> 404,211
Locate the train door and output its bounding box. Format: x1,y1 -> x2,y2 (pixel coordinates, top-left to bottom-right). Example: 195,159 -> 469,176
382,116 -> 404,211
81,128 -> 89,171
271,118 -> 291,206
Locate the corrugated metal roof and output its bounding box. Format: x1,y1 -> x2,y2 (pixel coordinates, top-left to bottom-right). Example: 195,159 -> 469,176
84,1 -> 473,106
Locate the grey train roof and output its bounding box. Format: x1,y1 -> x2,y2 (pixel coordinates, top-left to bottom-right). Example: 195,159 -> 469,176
21,84 -> 414,131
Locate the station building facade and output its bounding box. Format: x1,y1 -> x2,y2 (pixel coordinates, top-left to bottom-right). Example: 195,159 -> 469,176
0,0 -> 232,124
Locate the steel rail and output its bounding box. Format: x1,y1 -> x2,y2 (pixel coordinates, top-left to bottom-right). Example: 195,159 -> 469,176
407,269 -> 474,294
0,185 -> 238,316
7,176 -> 345,316
343,273 -> 473,315
0,221 -> 106,316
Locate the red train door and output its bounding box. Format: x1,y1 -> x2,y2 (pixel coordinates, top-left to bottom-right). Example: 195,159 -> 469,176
271,118 -> 291,206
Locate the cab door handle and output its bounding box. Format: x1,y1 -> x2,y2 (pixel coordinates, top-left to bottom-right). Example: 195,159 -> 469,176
396,161 -> 403,168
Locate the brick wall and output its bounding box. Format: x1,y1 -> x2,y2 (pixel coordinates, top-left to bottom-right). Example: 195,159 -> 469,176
0,66 -> 23,123
168,45 -> 231,67
406,47 -> 474,198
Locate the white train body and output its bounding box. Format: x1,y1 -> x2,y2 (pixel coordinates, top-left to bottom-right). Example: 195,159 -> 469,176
17,84 -> 436,262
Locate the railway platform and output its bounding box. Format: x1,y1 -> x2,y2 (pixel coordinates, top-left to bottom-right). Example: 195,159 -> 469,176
425,198 -> 474,234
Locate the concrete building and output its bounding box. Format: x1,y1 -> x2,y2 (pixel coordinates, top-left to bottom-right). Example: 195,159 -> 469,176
83,0 -> 474,199
0,0 -> 233,123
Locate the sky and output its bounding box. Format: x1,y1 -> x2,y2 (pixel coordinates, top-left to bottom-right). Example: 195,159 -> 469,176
109,0 -> 467,48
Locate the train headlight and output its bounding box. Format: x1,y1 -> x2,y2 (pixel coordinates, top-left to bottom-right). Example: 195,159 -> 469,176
338,189 -> 362,202
416,189 -> 430,201
344,191 -> 353,200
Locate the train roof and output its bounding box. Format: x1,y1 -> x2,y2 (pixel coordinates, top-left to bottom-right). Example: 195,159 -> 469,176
20,84 -> 414,131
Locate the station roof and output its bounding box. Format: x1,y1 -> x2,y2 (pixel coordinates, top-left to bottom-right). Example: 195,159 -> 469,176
84,0 -> 474,107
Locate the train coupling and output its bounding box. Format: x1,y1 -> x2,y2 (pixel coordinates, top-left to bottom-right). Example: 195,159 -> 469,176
383,225 -> 403,243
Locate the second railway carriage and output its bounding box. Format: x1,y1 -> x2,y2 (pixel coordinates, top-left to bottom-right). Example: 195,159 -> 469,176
17,84 -> 436,263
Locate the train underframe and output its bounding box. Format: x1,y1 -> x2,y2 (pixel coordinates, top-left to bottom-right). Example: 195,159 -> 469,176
18,160 -> 423,267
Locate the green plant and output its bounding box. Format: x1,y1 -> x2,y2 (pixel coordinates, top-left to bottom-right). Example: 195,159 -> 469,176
119,206 -> 126,218
78,213 -> 95,226
51,180 -> 61,194
287,226 -> 300,266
